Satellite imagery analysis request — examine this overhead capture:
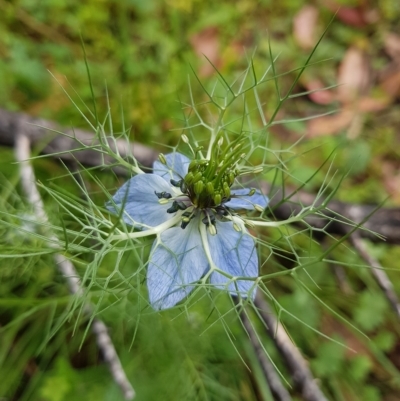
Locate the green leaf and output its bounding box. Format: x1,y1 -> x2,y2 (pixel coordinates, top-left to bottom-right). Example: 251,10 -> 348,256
349,355 -> 372,382
39,358 -> 76,401
373,331 -> 396,352
353,291 -> 387,332
311,340 -> 346,378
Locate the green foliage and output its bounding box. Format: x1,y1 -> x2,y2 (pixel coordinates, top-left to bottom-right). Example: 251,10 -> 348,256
354,291 -> 388,332
39,358 -> 77,401
311,340 -> 346,378
1,1 -> 400,401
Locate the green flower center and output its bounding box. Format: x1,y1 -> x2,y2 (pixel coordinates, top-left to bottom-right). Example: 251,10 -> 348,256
182,161 -> 235,208
182,137 -> 245,209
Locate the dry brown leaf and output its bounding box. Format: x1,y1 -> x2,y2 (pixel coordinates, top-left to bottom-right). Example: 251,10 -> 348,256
293,5 -> 319,50
384,33 -> 400,61
382,161 -> 400,204
189,26 -> 220,77
324,1 -> 367,27
337,47 -> 370,104
303,78 -> 336,105
336,6 -> 367,27
380,69 -> 400,98
358,94 -> 393,112
307,109 -> 354,137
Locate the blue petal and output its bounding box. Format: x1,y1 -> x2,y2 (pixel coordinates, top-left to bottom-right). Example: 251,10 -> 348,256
107,174 -> 174,228
147,218 -> 208,310
153,152 -> 190,182
225,188 -> 268,211
207,221 -> 258,299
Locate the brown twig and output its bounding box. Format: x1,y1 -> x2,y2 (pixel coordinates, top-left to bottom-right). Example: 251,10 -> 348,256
350,233 -> 400,318
0,108 -> 157,172
14,133 -> 135,400
1,108 -> 399,244
235,299 -> 292,401
254,293 -> 328,401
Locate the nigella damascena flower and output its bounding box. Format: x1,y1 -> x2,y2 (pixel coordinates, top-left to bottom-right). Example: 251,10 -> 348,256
107,152 -> 268,310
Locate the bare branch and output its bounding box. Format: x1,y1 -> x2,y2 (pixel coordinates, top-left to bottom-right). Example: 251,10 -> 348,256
350,234 -> 400,318
1,108 -> 157,171
14,133 -> 135,400
234,298 -> 292,401
1,108 -> 398,244
254,293 -> 328,401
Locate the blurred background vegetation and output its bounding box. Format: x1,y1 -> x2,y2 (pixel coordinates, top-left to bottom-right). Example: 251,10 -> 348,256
1,0 -> 400,400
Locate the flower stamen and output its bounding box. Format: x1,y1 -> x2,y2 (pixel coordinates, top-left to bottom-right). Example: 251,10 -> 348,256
167,200 -> 188,214
181,210 -> 195,229
154,191 -> 172,199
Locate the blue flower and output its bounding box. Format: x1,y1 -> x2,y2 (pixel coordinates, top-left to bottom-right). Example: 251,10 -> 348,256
107,152 -> 268,310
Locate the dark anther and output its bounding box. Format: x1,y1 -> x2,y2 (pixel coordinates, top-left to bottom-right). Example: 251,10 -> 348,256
181,211 -> 194,229
202,214 -> 216,226
180,180 -> 188,193
170,179 -> 181,187
167,201 -> 187,213
175,201 -> 188,210
155,191 -> 172,199
167,203 -> 178,213
216,207 -> 228,216
181,220 -> 190,229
